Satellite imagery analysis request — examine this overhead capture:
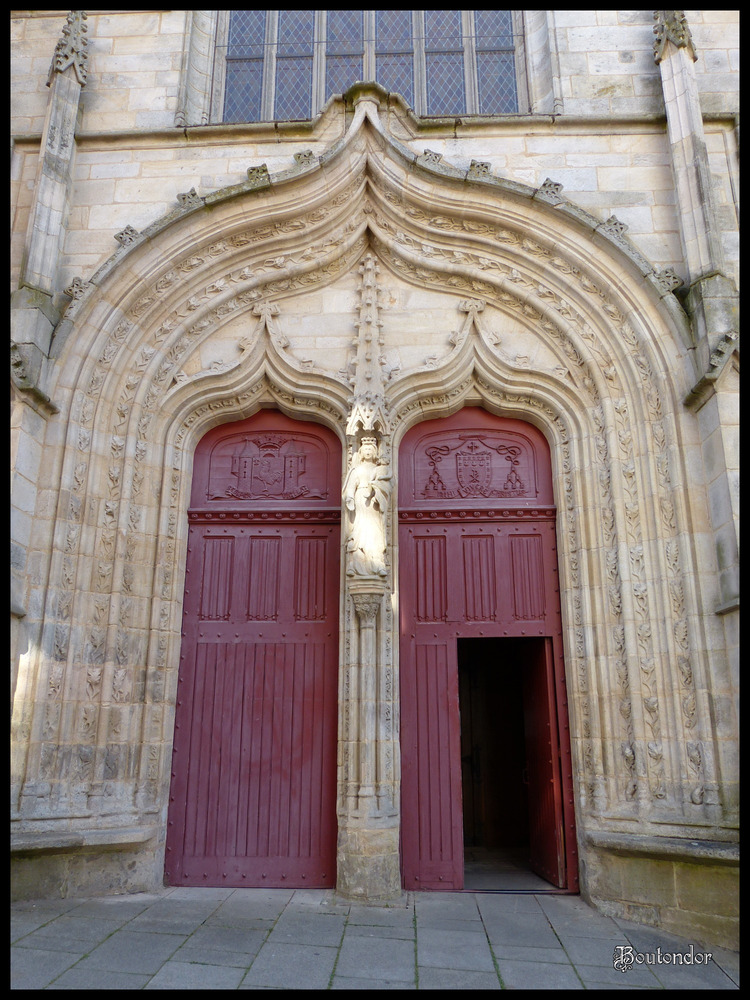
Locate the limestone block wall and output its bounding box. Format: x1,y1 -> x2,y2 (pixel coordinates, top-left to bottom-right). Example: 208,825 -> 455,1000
10,12 -> 740,296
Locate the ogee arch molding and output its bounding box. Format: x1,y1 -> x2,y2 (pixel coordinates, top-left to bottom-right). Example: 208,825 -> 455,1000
12,90 -> 735,898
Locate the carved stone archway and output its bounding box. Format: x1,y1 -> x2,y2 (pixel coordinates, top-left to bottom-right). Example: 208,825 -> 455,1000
12,87 -> 735,921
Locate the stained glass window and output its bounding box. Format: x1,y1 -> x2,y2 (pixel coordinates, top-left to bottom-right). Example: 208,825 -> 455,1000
221,11 -> 520,123
223,10 -> 266,123
474,10 -> 518,115
375,11 -> 414,110
424,10 -> 465,117
326,11 -> 364,101
275,11 -> 315,121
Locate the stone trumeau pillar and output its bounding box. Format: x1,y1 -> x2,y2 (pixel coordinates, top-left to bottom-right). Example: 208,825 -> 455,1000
336,254 -> 401,899
654,11 -> 739,613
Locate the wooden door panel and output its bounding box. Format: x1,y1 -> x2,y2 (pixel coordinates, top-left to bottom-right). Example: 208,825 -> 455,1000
523,639 -> 565,887
399,410 -> 576,893
167,412 -> 340,889
510,533 -> 547,620
461,533 -> 497,621
401,640 -> 463,889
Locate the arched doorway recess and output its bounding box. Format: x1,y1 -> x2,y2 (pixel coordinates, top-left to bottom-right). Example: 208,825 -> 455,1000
398,408 -> 578,892
165,410 -> 342,888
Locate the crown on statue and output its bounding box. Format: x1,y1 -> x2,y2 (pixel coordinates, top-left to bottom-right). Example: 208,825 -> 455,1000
360,435 -> 378,447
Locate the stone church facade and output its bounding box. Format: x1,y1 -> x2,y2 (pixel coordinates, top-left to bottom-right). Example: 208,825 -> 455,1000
11,11 -> 738,949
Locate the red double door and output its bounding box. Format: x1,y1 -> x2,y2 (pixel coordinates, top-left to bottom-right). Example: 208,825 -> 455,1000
167,408 -> 577,893
399,409 -> 578,891
166,412 -> 341,888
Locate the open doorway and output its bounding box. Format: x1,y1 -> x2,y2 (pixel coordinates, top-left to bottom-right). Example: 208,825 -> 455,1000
458,636 -> 575,893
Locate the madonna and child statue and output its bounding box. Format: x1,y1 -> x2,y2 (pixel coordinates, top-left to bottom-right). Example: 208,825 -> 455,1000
343,436 -> 391,578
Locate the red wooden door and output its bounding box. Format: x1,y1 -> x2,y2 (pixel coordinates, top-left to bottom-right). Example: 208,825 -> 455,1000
166,412 -> 341,888
399,409 -> 577,891
523,638 -> 566,886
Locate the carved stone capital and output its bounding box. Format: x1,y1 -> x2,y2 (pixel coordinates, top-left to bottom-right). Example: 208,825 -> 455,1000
246,164 -> 271,188
293,149 -> 317,166
421,149 -> 443,166
458,298 -> 485,315
653,11 -> 698,64
351,591 -> 382,626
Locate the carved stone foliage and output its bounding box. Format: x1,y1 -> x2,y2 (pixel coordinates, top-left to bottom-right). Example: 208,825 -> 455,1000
653,10 -> 698,63
48,10 -> 89,86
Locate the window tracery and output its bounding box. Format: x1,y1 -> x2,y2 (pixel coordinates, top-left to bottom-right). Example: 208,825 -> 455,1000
217,10 -> 522,123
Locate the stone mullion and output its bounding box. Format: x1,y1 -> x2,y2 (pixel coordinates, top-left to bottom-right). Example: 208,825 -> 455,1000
84,389 -> 142,810
120,327 -> 232,810
468,379 -> 605,819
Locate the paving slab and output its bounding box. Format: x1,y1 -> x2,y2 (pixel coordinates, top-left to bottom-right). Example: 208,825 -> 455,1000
347,902 -> 415,928
172,924 -> 267,966
495,957 -> 585,990
345,921 -> 415,941
11,946 -> 82,991
417,926 -> 496,972
70,929 -> 188,975
45,968 -> 153,990
126,897 -> 225,934
417,967 -> 502,990
331,975 -> 417,990
10,887 -> 739,991
268,909 -> 347,947
335,932 -> 416,983
13,914 -> 124,955
241,941 -> 339,990
144,960 -> 247,990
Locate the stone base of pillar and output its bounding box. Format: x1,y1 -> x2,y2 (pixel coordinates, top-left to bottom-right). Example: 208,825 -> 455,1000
336,826 -> 402,901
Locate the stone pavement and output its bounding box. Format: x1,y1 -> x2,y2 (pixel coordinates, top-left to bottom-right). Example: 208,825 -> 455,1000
11,887 -> 739,990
